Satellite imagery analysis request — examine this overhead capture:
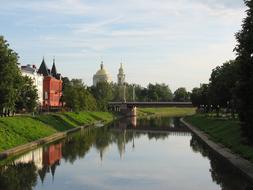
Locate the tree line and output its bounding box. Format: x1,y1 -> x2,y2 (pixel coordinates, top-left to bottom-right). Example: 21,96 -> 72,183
190,0 -> 253,142
0,35 -> 191,115
62,80 -> 191,112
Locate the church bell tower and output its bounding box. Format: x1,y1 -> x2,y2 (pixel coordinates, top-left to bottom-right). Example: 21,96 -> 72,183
117,63 -> 125,85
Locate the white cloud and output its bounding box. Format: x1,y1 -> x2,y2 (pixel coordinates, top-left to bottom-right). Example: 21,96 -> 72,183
1,0 -> 247,89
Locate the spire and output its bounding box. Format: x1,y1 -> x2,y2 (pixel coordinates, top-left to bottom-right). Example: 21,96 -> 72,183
100,61 -> 104,70
51,58 -> 57,78
38,58 -> 49,76
118,62 -> 125,85
38,166 -> 47,184
119,63 -> 124,74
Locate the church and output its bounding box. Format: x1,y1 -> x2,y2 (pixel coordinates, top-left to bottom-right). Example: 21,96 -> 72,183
93,62 -> 126,86
93,62 -> 112,86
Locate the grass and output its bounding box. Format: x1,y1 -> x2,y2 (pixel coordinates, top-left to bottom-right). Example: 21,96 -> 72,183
0,111 -> 115,152
138,107 -> 196,117
185,114 -> 253,162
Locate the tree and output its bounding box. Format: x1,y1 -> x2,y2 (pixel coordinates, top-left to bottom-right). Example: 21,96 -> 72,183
62,78 -> 97,111
209,61 -> 239,107
173,87 -> 190,102
190,84 -> 209,111
15,76 -> 38,112
0,36 -> 22,115
234,0 -> 253,141
90,81 -> 113,111
147,83 -> 173,101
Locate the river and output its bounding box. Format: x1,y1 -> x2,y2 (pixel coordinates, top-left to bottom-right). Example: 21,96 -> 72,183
0,116 -> 252,190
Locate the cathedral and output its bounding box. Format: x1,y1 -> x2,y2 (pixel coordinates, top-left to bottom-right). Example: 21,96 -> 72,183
93,62 -> 112,86
93,62 -> 125,86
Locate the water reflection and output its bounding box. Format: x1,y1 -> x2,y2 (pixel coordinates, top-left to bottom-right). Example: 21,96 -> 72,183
0,117 -> 252,190
190,136 -> 253,190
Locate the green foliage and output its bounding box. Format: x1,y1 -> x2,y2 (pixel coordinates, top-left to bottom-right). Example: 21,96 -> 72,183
146,83 -> 173,101
62,78 -> 97,112
234,0 -> 253,141
0,36 -> 22,113
0,162 -> 37,190
90,81 -> 113,110
185,115 -> 253,162
173,87 -> 190,102
0,36 -> 38,114
209,60 -> 239,108
15,76 -> 38,112
190,84 -> 209,108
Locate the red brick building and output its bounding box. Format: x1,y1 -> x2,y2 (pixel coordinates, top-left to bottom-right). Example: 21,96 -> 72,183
38,58 -> 62,110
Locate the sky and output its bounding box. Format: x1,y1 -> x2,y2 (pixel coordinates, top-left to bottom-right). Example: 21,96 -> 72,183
0,0 -> 246,91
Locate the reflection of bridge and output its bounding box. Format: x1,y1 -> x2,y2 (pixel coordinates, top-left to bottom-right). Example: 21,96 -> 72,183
111,126 -> 190,134
108,101 -> 193,116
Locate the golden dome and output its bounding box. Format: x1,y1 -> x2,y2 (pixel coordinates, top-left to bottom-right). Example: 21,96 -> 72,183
93,62 -> 112,86
95,63 -> 109,76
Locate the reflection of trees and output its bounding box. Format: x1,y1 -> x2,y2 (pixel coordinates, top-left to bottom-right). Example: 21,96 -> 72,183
190,136 -> 253,190
0,116 -> 192,189
62,128 -> 97,163
94,127 -> 112,160
0,162 -> 37,190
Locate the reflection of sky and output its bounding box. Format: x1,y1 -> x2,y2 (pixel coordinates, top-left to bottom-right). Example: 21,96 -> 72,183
34,133 -> 220,190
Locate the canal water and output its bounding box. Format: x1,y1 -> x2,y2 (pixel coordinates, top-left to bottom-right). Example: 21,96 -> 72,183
0,117 -> 252,190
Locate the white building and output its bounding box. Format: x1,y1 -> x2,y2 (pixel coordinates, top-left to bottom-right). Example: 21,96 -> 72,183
21,64 -> 43,106
93,62 -> 112,86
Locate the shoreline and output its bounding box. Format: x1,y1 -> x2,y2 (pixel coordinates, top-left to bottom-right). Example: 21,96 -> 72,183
0,108 -> 194,162
0,111 -> 116,161
0,125 -> 88,161
181,118 -> 253,182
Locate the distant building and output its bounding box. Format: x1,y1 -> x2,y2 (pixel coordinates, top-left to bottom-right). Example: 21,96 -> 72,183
38,58 -> 62,110
93,62 -> 112,86
21,64 -> 43,106
117,63 -> 125,85
117,63 -> 126,101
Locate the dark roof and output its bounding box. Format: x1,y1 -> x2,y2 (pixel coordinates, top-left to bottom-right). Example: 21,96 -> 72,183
38,58 -> 49,76
37,58 -> 62,79
51,59 -> 57,78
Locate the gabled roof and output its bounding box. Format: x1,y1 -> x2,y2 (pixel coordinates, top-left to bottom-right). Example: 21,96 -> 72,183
38,58 -> 49,76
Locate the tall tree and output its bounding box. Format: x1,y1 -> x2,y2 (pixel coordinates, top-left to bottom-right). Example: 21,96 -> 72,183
234,0 -> 253,141
208,60 -> 239,117
0,36 -> 22,115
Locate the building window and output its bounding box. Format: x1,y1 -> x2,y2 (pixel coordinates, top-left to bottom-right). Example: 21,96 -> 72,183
45,91 -> 48,100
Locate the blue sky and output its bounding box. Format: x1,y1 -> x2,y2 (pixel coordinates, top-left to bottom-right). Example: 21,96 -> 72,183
0,0 -> 246,91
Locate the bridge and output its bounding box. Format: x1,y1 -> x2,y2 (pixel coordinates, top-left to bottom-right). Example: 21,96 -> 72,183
108,101 -> 193,116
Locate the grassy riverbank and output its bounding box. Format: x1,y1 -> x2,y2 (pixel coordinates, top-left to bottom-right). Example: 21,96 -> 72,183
185,114 -> 253,162
0,112 -> 114,152
138,107 -> 196,117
